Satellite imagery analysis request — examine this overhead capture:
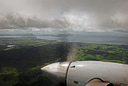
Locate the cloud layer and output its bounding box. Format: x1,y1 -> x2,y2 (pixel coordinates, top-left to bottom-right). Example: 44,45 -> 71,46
0,0 -> 128,32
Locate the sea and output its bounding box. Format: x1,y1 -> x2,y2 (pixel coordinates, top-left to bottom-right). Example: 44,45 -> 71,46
36,32 -> 128,45
0,32 -> 128,45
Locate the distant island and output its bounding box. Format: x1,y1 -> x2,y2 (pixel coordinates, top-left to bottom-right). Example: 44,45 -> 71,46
0,33 -> 35,37
0,33 -> 36,38
57,33 -> 73,36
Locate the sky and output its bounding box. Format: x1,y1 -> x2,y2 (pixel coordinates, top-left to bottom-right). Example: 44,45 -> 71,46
0,0 -> 128,32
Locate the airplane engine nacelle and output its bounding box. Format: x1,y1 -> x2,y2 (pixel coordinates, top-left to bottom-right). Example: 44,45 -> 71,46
41,61 -> 128,86
41,62 -> 70,85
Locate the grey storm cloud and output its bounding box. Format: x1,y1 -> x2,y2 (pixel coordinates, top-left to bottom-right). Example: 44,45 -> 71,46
0,14 -> 69,29
0,0 -> 128,32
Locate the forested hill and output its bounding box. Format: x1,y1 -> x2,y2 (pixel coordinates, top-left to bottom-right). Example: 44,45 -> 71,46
0,44 -> 70,68
0,37 -> 128,86
0,38 -> 71,86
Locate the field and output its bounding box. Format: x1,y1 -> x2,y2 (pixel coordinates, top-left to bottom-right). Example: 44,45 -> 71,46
0,37 -> 128,86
